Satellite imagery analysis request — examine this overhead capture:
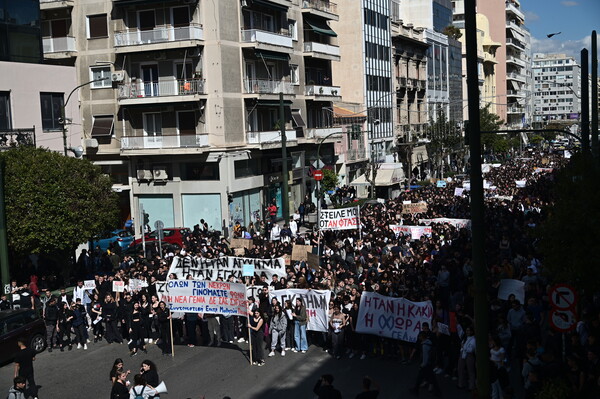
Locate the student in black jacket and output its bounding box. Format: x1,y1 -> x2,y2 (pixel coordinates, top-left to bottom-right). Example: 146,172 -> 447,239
110,370 -> 129,399
313,374 -> 342,399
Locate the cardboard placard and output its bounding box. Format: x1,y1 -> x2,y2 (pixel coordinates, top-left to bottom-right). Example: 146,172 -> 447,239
112,281 -> 125,293
401,202 -> 428,214
230,238 -> 253,249
306,252 -> 320,269
292,244 -> 312,261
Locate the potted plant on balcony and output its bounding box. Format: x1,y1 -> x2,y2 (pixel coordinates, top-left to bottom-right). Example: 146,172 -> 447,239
319,86 -> 324,95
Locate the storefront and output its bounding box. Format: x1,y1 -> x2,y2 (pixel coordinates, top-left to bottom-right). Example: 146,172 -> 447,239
231,188 -> 262,227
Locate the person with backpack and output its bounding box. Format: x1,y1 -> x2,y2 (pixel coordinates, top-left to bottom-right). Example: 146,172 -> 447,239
129,374 -> 157,399
6,376 -> 26,399
139,360 -> 160,399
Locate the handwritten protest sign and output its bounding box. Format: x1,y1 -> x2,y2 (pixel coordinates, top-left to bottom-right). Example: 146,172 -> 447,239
157,280 -> 248,316
401,202 -> 428,214
128,279 -> 148,291
292,245 -> 312,261
515,180 -> 527,188
437,322 -> 450,336
230,238 -> 253,249
454,188 -> 465,197
112,281 -> 125,293
242,264 -> 255,277
269,289 -> 331,332
168,256 -> 286,282
319,207 -> 359,230
84,280 -> 96,290
419,218 -> 472,229
356,292 -> 433,343
389,225 -> 432,240
498,279 -> 525,304
436,180 -> 447,188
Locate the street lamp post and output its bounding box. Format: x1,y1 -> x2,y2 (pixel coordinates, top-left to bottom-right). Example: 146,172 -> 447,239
61,77 -> 109,156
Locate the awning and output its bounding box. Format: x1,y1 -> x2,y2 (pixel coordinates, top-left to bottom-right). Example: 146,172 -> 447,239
291,110 -> 306,127
252,0 -> 289,12
508,29 -> 525,42
350,169 -> 404,187
304,18 -> 337,37
113,0 -> 175,6
90,115 -> 114,138
255,99 -> 293,107
255,49 -> 289,62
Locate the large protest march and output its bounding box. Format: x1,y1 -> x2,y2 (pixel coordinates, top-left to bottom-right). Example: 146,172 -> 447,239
6,149 -> 599,399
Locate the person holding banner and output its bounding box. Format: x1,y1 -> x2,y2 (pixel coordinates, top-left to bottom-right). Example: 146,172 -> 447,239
292,298 -> 309,353
248,309 -> 265,366
329,305 -> 348,360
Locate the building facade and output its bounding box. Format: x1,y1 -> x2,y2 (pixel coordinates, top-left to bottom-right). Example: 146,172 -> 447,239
532,53 -> 581,123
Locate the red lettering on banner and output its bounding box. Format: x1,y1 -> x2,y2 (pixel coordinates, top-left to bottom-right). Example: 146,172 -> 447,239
209,297 -> 216,304
208,281 -> 230,290
307,309 -> 316,318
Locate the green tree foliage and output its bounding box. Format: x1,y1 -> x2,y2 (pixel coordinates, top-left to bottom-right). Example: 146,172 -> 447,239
320,168 -> 340,204
443,25 -> 463,40
478,104 -> 518,154
537,154 -> 600,295
1,146 -> 119,255
426,108 -> 462,177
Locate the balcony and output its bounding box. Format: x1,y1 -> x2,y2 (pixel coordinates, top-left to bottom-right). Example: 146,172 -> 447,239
305,126 -> 342,139
244,78 -> 295,95
301,0 -> 339,21
507,72 -> 526,82
305,85 -> 341,98
345,147 -> 368,162
506,55 -> 526,67
43,37 -> 77,57
247,129 -> 297,144
506,90 -> 525,97
303,42 -> 340,61
0,129 -> 35,149
241,29 -> 293,51
506,38 -> 525,50
505,2 -> 525,20
39,0 -> 74,10
118,78 -> 206,105
483,52 -> 497,64
506,20 -> 525,34
507,105 -> 524,114
121,134 -> 209,150
114,24 -> 204,53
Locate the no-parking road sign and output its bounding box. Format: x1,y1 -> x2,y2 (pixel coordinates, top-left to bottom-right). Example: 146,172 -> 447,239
549,308 -> 577,332
549,284 -> 578,310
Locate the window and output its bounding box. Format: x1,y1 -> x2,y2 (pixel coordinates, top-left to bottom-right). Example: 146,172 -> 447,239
40,92 -> 64,132
90,115 -> 114,138
289,20 -> 297,41
87,14 -> 107,38
290,64 -> 299,85
234,159 -> 261,179
90,67 -> 112,88
0,92 -> 11,130
181,162 -> 220,180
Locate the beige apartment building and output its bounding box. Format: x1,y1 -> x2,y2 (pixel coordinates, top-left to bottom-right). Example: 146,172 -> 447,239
40,0 -> 368,235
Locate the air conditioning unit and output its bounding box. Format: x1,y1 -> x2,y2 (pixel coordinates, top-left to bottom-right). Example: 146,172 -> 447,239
112,71 -> 125,82
153,166 -> 168,181
137,169 -> 153,181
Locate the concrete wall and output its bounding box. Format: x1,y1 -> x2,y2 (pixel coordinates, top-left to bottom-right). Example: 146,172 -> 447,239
0,61 -> 80,154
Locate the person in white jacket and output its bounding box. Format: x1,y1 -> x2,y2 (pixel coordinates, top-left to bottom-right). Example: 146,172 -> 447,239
129,374 -> 158,399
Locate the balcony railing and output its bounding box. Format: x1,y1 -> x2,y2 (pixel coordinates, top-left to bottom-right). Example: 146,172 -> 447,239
247,130 -> 296,144
118,78 -> 206,99
121,134 -> 209,150
506,20 -> 525,33
345,147 -> 367,161
114,24 -> 204,47
303,42 -> 340,57
244,78 -> 294,95
241,29 -> 293,48
506,90 -> 525,96
505,2 -> 525,20
507,55 -> 525,67
0,129 -> 35,149
305,127 -> 342,139
507,72 -> 526,81
302,0 -> 338,15
305,85 -> 341,97
43,36 -> 76,53
507,106 -> 524,114
506,38 -> 525,50
39,0 -> 74,7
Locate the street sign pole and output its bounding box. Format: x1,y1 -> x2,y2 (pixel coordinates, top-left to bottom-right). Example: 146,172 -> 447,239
140,204 -> 146,257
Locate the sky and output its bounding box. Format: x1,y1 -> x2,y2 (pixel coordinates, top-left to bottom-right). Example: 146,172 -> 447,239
521,0 -> 599,62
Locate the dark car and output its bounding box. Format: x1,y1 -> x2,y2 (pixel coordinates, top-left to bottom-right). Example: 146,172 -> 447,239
123,241 -> 181,258
0,309 -> 46,364
90,229 -> 135,252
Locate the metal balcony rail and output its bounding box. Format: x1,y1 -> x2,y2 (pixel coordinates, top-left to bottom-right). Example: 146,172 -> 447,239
114,24 -> 204,47
302,0 -> 338,14
303,42 -> 340,56
244,78 -> 294,94
118,78 -> 206,99
43,36 -> 76,53
121,133 -> 209,150
241,29 -> 293,47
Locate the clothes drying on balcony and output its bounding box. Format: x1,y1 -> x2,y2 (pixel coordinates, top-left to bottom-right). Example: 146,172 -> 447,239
304,17 -> 337,37
90,115 -> 114,138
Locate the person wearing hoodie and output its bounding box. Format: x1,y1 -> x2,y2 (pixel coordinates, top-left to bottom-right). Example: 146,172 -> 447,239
268,303 -> 287,357
409,331 -> 441,397
6,376 -> 26,399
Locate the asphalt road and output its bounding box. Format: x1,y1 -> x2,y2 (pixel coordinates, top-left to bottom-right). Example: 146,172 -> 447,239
0,339 -> 471,399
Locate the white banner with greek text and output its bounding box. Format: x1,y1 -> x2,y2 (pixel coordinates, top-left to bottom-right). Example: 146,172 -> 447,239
319,207 -> 360,230
156,280 -> 248,316
168,256 -> 286,282
269,289 -> 331,332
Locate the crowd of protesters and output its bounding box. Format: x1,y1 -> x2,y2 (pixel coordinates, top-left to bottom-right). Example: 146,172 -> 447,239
6,149 -> 600,398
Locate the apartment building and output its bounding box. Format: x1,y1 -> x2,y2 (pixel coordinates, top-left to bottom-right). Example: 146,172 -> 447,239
532,53 -> 581,123
0,0 -> 81,155
52,0 -> 347,235
332,0 -> 394,162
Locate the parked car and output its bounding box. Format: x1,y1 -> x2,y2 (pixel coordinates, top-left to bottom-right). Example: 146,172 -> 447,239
123,241 -> 181,258
130,227 -> 191,248
90,229 -> 135,252
0,309 -> 46,364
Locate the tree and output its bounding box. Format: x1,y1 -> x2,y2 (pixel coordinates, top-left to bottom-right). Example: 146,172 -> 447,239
1,146 -> 119,257
537,154 -> 600,295
478,104 -> 515,155
425,108 -> 462,178
443,25 -> 463,40
319,168 -> 340,204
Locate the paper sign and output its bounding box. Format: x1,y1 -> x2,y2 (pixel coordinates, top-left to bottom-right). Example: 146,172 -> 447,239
497,279 -> 525,305
306,252 -> 320,269
283,254 -> 291,266
83,280 -> 96,290
230,238 -> 253,249
401,202 -> 428,214
419,218 -> 471,229
438,323 -> 450,335
319,207 -> 360,230
436,180 -> 447,188
454,188 -> 464,197
242,264 -> 255,277
515,180 -> 527,188
112,281 -> 125,293
292,245 -> 312,261
156,280 -> 248,316
128,279 -> 148,291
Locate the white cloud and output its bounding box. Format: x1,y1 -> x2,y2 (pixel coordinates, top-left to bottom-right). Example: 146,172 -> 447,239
531,35 -> 593,62
524,10 -> 539,22
560,1 -> 578,6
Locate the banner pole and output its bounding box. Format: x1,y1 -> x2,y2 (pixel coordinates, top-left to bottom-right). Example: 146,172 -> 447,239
169,315 -> 175,358
246,280 -> 253,365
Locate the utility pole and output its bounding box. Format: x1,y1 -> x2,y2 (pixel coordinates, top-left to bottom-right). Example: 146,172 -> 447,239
581,49 -> 590,154
279,92 -> 289,225
0,158 -> 9,296
464,0 -> 489,397
591,31 -> 598,159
